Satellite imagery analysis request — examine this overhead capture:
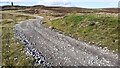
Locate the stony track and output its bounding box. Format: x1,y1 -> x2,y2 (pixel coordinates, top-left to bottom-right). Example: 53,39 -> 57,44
14,15 -> 118,66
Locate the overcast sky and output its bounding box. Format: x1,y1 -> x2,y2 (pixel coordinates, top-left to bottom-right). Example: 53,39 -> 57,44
0,0 -> 119,8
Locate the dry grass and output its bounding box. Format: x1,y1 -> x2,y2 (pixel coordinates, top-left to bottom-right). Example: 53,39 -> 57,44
1,12 -> 33,66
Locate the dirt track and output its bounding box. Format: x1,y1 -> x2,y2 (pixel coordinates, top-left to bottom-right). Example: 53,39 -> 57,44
14,15 -> 118,66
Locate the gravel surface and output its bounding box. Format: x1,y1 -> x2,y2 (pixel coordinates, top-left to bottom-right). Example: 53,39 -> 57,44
14,15 -> 118,66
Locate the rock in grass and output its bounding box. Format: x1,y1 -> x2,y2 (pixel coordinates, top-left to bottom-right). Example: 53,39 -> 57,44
49,26 -> 54,29
88,21 -> 95,26
95,22 -> 99,24
88,21 -> 99,26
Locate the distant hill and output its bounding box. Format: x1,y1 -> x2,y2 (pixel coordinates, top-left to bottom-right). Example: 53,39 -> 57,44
0,5 -> 119,13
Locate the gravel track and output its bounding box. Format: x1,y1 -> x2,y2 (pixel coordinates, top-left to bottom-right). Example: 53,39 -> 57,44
14,15 -> 118,66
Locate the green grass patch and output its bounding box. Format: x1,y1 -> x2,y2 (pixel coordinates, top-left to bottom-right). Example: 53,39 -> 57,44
49,13 -> 118,52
